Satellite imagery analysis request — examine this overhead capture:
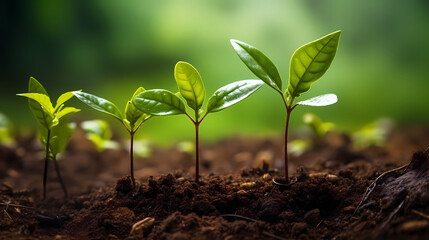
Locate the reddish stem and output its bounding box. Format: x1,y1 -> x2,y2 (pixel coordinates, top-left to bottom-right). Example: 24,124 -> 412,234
284,109 -> 292,180
195,122 -> 200,182
130,132 -> 136,188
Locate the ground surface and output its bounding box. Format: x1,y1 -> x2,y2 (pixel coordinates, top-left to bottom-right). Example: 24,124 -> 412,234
1,127 -> 429,239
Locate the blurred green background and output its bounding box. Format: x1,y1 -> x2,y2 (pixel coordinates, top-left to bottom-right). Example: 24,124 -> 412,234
1,0 -> 428,144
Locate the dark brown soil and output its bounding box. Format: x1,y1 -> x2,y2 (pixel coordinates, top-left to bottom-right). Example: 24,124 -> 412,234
1,127 -> 429,239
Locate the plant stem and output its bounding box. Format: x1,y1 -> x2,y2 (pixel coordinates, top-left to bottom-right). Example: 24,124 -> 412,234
284,109 -> 292,180
195,122 -> 200,182
43,129 -> 51,200
53,157 -> 68,198
130,132 -> 136,188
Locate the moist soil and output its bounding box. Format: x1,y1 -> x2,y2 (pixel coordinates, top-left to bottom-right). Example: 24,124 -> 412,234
1,126 -> 429,239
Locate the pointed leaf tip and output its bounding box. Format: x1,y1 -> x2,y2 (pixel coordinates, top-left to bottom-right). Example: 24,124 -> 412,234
285,31 -> 341,105
174,61 -> 205,111
230,39 -> 282,92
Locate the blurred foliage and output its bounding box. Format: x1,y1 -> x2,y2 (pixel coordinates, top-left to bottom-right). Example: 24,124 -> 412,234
2,0 -> 428,144
81,119 -> 119,151
303,113 -> 335,139
352,118 -> 394,149
0,113 -> 13,145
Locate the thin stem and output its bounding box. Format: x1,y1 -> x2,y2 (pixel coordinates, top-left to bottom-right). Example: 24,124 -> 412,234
43,129 -> 51,200
284,109 -> 292,180
130,132 -> 136,188
195,122 -> 200,182
53,157 -> 68,198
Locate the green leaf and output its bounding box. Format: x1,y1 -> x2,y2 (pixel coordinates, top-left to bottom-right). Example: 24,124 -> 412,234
207,80 -> 264,113
17,93 -> 55,115
73,91 -> 123,121
26,77 -> 51,129
55,107 -> 81,120
55,90 -> 79,111
285,31 -> 341,105
125,87 -> 150,131
174,61 -> 205,111
230,39 -> 282,92
41,119 -> 76,157
296,94 -> 338,106
133,89 -> 186,116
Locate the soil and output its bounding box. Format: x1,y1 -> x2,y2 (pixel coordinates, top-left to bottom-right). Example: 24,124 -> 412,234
1,126 -> 429,240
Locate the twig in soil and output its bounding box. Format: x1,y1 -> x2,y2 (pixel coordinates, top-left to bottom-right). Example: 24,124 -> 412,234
221,214 -> 256,222
0,201 -> 34,209
353,163 -> 409,215
379,196 -> 408,232
316,219 -> 324,228
1,201 -> 34,221
221,214 -> 287,240
3,209 -> 13,221
411,209 -> 429,220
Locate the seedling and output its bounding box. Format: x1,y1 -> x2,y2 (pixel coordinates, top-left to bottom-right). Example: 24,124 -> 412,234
0,113 -> 13,145
231,31 -> 341,181
303,113 -> 335,141
133,61 -> 263,182
73,88 -> 150,188
17,77 -> 80,199
81,119 -> 119,152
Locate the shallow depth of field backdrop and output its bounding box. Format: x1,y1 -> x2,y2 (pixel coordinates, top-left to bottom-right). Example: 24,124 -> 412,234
1,0 -> 428,144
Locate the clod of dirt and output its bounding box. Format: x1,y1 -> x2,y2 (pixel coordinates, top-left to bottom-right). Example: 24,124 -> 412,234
115,176 -> 133,193
304,208 -> 321,226
291,222 -> 307,236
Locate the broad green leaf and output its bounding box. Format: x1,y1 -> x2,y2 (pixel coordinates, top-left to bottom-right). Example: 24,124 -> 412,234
230,39 -> 282,92
296,94 -> 337,106
285,31 -> 341,105
174,61 -> 205,111
73,91 -> 123,121
133,89 -> 186,116
27,77 -> 51,129
125,87 -> 150,131
207,80 -> 264,113
55,107 -> 81,120
17,93 -> 55,115
55,91 -> 79,111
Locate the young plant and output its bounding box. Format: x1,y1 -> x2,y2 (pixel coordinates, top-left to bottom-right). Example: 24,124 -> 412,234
17,77 -> 80,199
231,31 -> 341,181
303,113 -> 335,141
81,119 -> 119,152
73,88 -> 150,188
133,61 -> 263,182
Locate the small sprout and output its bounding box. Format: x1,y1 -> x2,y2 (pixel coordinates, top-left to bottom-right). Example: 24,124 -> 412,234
133,61 -> 264,182
352,118 -> 394,149
132,139 -> 152,158
177,141 -> 195,155
81,120 -> 119,152
73,88 -> 151,188
287,139 -> 311,157
17,77 -> 80,199
303,113 -> 335,140
0,113 -> 13,145
231,31 -> 341,181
